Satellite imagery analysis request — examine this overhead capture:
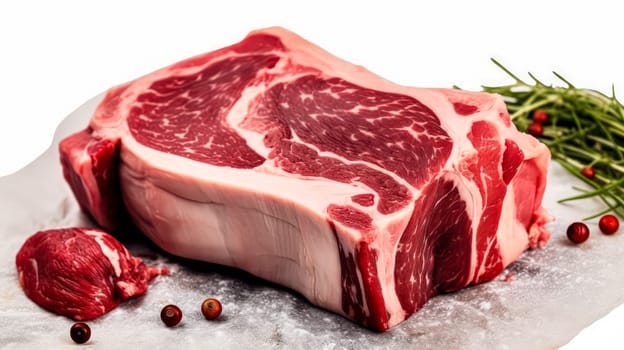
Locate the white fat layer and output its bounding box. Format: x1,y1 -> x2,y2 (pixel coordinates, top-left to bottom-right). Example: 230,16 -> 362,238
365,208 -> 412,325
86,229 -> 122,277
496,185 -> 530,266
29,259 -> 39,288
69,146 -> 98,214
120,159 -> 344,315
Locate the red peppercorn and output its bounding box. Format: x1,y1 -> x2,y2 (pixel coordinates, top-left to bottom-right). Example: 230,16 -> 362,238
599,214 -> 620,235
70,322 -> 91,344
201,298 -> 223,320
527,122 -> 544,137
532,109 -> 549,123
567,222 -> 590,244
161,304 -> 182,327
581,166 -> 596,179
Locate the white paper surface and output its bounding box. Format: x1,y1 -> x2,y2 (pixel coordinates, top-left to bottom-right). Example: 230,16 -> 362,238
1,93 -> 623,349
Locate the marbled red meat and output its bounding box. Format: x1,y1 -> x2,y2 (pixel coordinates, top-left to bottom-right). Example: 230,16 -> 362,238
15,228 -> 167,320
59,27 -> 552,330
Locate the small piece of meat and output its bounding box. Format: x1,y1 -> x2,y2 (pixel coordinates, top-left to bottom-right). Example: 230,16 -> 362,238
15,227 -> 168,320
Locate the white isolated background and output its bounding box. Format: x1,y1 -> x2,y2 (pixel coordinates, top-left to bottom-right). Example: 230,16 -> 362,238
0,1 -> 622,348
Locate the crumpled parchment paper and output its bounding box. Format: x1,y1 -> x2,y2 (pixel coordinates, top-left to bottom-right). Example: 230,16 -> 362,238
1,94 -> 622,350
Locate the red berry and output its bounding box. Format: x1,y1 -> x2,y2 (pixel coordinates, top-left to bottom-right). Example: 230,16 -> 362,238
567,222 -> 590,244
581,166 -> 595,179
599,214 -> 619,235
532,109 -> 549,123
70,322 -> 91,344
201,298 -> 222,320
527,122 -> 544,137
161,304 -> 182,327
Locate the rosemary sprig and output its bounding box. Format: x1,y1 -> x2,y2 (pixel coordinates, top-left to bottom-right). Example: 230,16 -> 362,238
482,58 -> 624,220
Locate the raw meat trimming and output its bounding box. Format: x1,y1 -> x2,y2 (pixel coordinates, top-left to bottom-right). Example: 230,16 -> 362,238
15,228 -> 167,320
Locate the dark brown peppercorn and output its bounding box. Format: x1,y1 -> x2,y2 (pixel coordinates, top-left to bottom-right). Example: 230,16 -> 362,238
567,222 -> 590,244
161,304 -> 183,327
70,322 -> 91,344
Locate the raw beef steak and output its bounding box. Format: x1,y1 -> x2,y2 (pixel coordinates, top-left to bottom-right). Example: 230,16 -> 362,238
59,27 -> 552,330
16,228 -> 167,320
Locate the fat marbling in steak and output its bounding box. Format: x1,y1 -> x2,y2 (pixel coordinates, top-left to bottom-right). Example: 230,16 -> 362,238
59,27 -> 552,330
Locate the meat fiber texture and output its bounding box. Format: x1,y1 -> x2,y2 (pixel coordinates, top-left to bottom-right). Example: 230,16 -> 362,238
15,228 -> 167,320
59,27 -> 552,330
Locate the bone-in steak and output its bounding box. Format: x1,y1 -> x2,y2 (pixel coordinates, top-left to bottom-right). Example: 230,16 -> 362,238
59,27 -> 552,330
